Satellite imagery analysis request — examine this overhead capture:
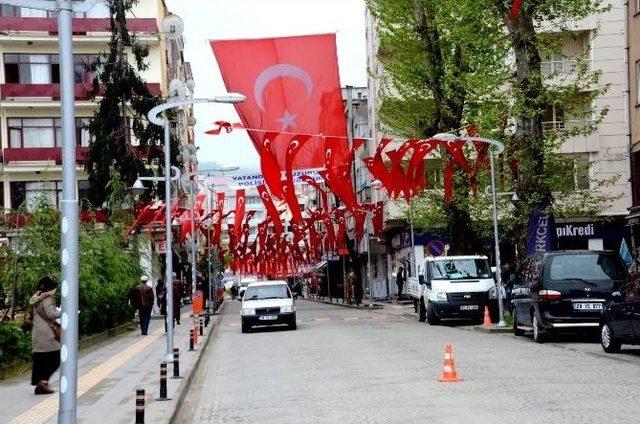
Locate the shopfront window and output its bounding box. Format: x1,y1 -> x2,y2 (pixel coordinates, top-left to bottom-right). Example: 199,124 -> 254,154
8,117 -> 92,148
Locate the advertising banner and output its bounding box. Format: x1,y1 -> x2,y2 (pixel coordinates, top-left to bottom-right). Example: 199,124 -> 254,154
525,200 -> 556,256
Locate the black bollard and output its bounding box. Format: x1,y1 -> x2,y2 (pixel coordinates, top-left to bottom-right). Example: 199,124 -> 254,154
135,388 -> 145,424
199,318 -> 204,336
156,362 -> 170,401
204,314 -> 209,327
189,329 -> 195,351
172,348 -> 182,379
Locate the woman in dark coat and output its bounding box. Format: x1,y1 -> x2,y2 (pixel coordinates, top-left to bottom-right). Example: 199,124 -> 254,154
30,276 -> 61,395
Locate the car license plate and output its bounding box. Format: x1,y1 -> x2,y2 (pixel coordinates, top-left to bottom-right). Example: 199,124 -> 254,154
259,315 -> 277,321
573,302 -> 602,311
460,305 -> 479,311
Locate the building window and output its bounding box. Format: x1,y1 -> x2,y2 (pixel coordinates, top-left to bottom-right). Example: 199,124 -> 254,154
558,153 -> 590,191
543,104 -> 566,131
4,54 -> 96,84
0,2 -> 109,18
425,158 -> 444,189
8,117 -> 92,148
10,181 -> 62,210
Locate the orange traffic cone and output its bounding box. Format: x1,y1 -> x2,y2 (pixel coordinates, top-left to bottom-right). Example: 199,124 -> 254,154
482,306 -> 493,327
438,344 -> 463,382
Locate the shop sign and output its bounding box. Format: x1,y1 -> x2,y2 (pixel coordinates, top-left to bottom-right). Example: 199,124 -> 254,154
555,223 -> 596,238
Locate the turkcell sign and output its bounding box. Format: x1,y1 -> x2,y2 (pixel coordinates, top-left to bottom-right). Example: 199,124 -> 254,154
229,169 -> 323,188
525,201 -> 556,256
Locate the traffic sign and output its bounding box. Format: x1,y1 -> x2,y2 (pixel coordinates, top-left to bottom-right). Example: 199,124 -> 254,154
427,239 -> 446,257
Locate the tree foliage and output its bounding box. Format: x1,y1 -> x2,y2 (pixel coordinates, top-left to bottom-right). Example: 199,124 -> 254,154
368,0 -> 616,257
85,0 -> 179,208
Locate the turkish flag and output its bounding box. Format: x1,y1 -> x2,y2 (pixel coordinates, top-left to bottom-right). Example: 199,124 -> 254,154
210,33 -> 348,169
234,189 -> 246,233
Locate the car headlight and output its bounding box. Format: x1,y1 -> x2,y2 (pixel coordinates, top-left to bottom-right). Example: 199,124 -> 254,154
241,308 -> 255,316
281,305 -> 294,313
436,290 -> 448,301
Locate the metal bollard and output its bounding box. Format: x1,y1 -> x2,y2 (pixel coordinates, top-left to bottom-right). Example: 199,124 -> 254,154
172,348 -> 182,379
189,329 -> 195,351
135,388 -> 145,423
156,362 -> 170,401
204,314 -> 209,327
199,318 -> 204,336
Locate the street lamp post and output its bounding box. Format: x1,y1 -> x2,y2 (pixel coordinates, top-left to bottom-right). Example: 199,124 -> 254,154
435,133 -> 506,327
0,1 -> 97,422
146,95 -> 244,357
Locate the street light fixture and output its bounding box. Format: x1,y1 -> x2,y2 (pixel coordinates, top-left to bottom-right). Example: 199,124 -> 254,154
147,96 -> 245,364
434,133 -> 507,327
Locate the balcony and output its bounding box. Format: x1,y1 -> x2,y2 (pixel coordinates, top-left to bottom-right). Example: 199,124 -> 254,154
3,147 -> 89,164
3,145 -> 163,165
0,17 -> 157,35
541,60 -> 577,75
543,120 -> 600,153
0,83 -> 162,101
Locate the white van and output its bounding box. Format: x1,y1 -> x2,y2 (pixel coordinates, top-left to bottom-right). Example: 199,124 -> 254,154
240,281 -> 297,333
407,255 -> 499,325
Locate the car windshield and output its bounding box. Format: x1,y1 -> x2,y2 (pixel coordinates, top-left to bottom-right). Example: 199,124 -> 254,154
548,253 -> 627,283
244,285 -> 291,300
431,259 -> 492,281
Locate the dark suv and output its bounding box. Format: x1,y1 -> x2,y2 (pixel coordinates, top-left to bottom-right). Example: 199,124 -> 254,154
512,251 -> 628,343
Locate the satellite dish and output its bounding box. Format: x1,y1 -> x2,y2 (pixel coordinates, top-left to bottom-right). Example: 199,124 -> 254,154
161,14 -> 184,40
186,116 -> 197,127
168,79 -> 186,100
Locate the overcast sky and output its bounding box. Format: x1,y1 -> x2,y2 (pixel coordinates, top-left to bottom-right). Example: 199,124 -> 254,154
164,0 -> 368,170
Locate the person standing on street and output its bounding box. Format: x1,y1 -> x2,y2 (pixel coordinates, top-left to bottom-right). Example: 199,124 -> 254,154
396,266 -> 406,300
30,276 -> 61,395
131,276 -> 154,335
173,273 -> 183,325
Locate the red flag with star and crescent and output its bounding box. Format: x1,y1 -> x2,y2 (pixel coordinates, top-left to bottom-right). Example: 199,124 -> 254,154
210,33 -> 349,170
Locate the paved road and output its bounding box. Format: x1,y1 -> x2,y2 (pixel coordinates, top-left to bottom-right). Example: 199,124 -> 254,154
176,300 -> 640,424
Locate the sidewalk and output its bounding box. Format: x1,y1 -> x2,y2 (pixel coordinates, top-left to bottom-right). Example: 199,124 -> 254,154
2,304 -> 223,424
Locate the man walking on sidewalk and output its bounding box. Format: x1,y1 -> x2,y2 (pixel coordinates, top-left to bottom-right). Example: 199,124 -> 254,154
173,273 -> 183,325
131,276 -> 154,335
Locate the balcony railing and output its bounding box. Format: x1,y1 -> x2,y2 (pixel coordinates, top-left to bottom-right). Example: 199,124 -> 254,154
3,147 -> 90,164
0,17 -> 157,34
541,60 -> 578,75
543,120 -> 592,133
0,83 -> 161,100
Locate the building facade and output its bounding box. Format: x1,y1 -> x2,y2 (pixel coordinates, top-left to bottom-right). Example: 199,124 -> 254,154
365,2 -> 634,272
0,0 -> 181,213
626,0 -> 640,253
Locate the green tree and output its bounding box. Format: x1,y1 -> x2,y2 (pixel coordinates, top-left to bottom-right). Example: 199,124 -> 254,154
86,0 -> 179,207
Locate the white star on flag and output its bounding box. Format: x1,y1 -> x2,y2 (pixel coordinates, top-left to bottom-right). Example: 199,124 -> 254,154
277,110 -> 298,130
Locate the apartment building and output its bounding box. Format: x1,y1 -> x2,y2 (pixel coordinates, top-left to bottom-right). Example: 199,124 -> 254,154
626,0 -> 640,252
0,0 -> 184,212
365,1 -> 633,262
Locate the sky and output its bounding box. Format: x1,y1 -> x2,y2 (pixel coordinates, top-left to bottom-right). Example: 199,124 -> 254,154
165,0 -> 368,171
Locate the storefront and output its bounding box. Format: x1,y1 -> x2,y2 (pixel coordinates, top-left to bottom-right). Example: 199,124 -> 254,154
554,217 -> 629,251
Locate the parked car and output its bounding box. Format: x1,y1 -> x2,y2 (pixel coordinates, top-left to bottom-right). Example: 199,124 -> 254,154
512,250 -> 628,343
406,255 -> 500,325
240,281 -> 297,333
600,282 -> 640,353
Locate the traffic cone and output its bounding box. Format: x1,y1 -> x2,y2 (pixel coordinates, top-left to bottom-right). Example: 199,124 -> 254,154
482,306 -> 493,327
438,344 -> 463,382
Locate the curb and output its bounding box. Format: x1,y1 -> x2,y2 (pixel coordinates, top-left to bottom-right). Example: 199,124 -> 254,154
167,302 -> 225,424
473,325 -> 512,334
310,298 -> 384,310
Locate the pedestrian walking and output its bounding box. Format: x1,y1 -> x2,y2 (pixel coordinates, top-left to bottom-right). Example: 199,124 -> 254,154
173,274 -> 183,325
29,276 -> 61,395
396,266 -> 406,300
230,283 -> 238,300
131,276 -> 154,335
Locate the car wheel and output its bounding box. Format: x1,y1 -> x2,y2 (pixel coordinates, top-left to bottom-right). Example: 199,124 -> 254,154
600,323 -> 621,353
513,310 -> 525,336
241,321 -> 251,334
427,301 -> 440,325
418,298 -> 427,322
290,319 -> 297,331
413,298 -> 418,313
532,314 -> 545,343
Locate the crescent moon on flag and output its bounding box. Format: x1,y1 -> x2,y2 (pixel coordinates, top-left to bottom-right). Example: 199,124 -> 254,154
254,64 -> 314,111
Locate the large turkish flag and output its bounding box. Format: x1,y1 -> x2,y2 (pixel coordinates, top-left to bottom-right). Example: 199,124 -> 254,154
210,34 -> 349,170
